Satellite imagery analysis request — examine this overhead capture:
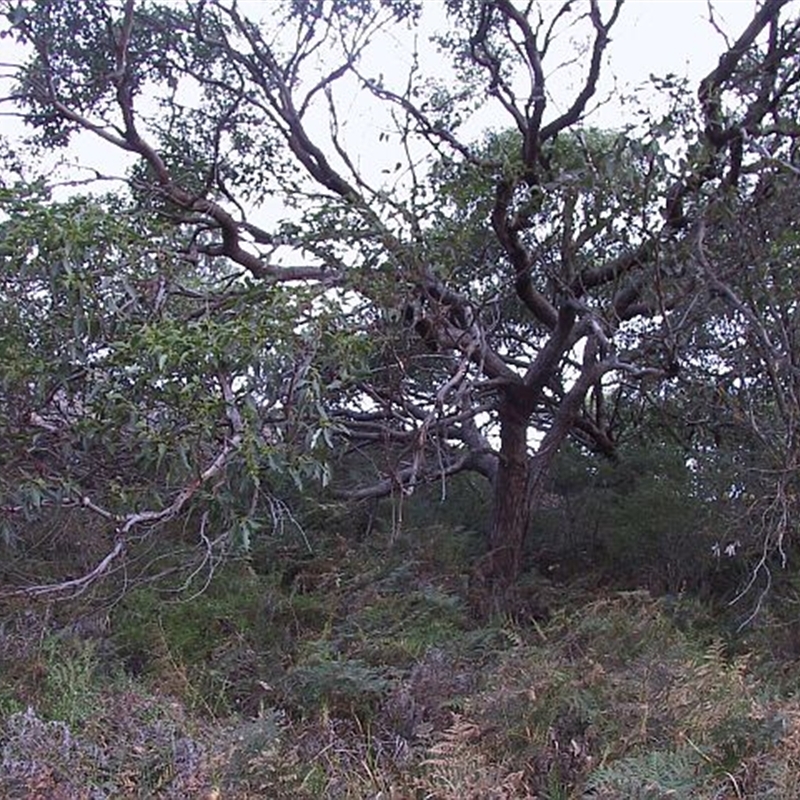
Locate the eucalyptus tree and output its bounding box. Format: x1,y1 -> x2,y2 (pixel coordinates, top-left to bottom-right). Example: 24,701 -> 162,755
0,181 -> 328,594
2,0 -> 798,590
647,162 -> 800,614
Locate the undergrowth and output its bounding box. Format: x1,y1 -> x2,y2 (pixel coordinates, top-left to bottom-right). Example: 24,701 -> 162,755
2,521 -> 800,798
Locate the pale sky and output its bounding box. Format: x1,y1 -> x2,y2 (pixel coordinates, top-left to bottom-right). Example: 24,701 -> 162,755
0,1 -> 774,189
608,1 -> 758,85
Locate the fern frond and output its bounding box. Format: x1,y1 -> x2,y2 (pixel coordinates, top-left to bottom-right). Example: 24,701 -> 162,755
585,747 -> 703,799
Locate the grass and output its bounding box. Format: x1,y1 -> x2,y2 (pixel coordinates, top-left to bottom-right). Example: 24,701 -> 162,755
2,521 -> 800,798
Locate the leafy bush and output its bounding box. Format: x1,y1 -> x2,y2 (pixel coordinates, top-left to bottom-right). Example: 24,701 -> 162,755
6,515 -> 800,799
39,638 -> 103,727
541,444 -> 718,594
110,564 -> 275,715
288,639 -> 392,719
584,747 -> 703,799
413,595 -> 782,798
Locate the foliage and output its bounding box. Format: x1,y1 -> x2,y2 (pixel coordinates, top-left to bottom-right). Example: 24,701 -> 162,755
1,0 -> 797,595
111,563 -> 278,716
0,696 -> 212,798
288,649 -> 392,719
584,748 -> 704,799
0,181 -> 340,592
538,441 -> 722,594
0,622 -> 212,797
3,518 -> 800,798
433,597 -> 784,798
3,1 -> 800,793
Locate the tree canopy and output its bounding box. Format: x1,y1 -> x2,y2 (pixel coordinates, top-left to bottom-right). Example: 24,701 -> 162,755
1,0 -> 800,598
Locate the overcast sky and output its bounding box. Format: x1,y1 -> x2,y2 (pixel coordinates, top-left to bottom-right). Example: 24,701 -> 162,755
611,0 -> 756,79
491,0 -> 760,130
0,1 -> 771,189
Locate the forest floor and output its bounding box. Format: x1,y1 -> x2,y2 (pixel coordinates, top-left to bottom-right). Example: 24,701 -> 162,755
2,517 -> 800,799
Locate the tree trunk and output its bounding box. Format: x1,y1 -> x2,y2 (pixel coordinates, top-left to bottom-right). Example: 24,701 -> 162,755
488,401 -> 532,583
486,359 -> 607,585
479,340 -> 613,593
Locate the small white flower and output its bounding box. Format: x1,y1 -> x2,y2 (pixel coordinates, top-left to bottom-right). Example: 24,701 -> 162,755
724,540 -> 741,558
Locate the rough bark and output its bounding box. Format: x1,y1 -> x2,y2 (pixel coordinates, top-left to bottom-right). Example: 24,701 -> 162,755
487,347 -> 614,585
488,397 -> 532,581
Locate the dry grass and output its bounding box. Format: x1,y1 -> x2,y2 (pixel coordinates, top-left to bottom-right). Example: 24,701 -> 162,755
3,540 -> 800,799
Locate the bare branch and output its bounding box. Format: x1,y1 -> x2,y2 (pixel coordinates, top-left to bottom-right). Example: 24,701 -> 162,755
539,0 -> 623,141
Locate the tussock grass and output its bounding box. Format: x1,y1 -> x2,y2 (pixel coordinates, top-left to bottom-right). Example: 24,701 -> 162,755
3,524 -> 800,798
